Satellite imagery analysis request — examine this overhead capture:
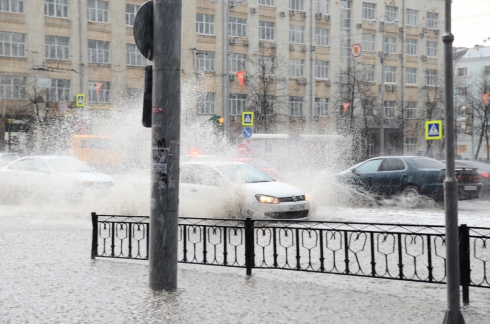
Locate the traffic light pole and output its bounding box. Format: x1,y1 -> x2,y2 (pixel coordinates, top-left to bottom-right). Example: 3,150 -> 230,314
149,0 -> 182,291
442,0 -> 465,323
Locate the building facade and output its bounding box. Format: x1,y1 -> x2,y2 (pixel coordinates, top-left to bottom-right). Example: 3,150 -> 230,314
0,0 -> 445,158
454,46 -> 490,160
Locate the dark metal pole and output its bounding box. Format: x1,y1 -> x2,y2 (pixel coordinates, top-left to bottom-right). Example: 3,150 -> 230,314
244,217 -> 254,276
91,212 -> 98,259
150,0 -> 182,291
442,0 -> 465,322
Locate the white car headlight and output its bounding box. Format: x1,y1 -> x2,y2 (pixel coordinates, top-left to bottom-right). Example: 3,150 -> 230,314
255,194 -> 280,204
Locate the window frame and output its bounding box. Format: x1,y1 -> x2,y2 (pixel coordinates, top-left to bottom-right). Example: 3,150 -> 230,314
126,4 -> 139,26
384,100 -> 396,118
228,53 -> 247,73
289,96 -> 303,116
196,13 -> 215,35
315,97 -> 329,117
0,75 -> 26,100
197,92 -> 215,115
88,81 -> 110,103
426,69 -> 437,86
384,66 -> 397,83
259,21 -> 275,40
0,32 -> 25,58
405,38 -> 417,55
88,39 -> 110,64
87,0 -> 108,23
426,41 -> 437,57
315,0 -> 329,14
229,17 -> 247,37
364,64 -> 375,82
0,0 -> 23,13
315,60 -> 329,80
196,51 -> 215,72
315,27 -> 329,47
126,43 -> 147,67
362,2 -> 376,20
427,12 -> 438,29
44,0 -> 68,18
406,102 -> 417,119
289,0 -> 304,11
289,24 -> 305,44
47,79 -> 70,102
406,9 -> 418,26
229,93 -> 246,116
289,59 -> 304,77
405,67 -> 417,85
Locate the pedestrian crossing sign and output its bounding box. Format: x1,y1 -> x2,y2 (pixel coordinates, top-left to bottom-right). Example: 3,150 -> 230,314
425,120 -> 443,140
242,111 -> 254,126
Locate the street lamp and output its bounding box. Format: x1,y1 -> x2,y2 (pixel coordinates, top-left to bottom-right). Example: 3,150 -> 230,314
370,17 -> 398,156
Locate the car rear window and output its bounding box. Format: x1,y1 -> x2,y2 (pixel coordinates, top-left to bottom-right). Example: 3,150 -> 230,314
410,157 -> 445,169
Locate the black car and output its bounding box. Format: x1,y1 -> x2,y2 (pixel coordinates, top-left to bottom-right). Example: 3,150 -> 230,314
454,160 -> 490,200
336,156 -> 482,207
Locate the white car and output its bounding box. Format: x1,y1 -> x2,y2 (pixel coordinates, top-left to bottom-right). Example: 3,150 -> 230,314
0,155 -> 114,203
177,161 -> 309,219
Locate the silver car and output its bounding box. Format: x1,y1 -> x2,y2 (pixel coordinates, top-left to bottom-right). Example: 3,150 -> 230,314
0,155 -> 114,203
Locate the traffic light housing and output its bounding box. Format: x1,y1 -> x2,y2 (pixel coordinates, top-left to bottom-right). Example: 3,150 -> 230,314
142,65 -> 152,128
461,106 -> 473,135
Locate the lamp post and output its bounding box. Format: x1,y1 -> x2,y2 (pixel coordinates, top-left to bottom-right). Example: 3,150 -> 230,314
220,0 -> 230,140
370,17 -> 398,156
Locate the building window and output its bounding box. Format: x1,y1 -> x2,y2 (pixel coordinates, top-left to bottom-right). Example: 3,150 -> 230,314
362,3 -> 375,20
289,0 -> 304,11
316,0 -> 329,14
362,34 -> 375,51
405,138 -> 417,155
45,36 -> 69,60
0,0 -> 23,13
88,40 -> 109,64
405,67 -> 417,85
259,0 -> 275,6
315,98 -> 328,116
44,0 -> 68,18
427,12 -> 438,29
457,87 -> 468,96
229,17 -> 247,37
289,97 -> 303,116
126,4 -> 139,26
289,25 -> 304,43
47,79 -> 70,102
458,67 -> 467,76
384,36 -> 397,54
87,0 -> 108,23
406,102 -> 417,119
259,56 -> 274,75
426,69 -> 437,86
0,75 -> 25,100
289,59 -> 304,77
127,44 -> 147,66
197,92 -> 215,115
385,6 -> 397,21
406,9 -> 418,26
259,21 -> 275,40
88,81 -> 110,103
315,28 -> 329,47
315,60 -> 329,80
405,38 -> 417,55
196,13 -> 214,35
384,101 -> 396,118
229,93 -> 246,115
384,66 -> 396,83
426,41 -> 437,57
228,53 -> 246,73
362,99 -> 374,115
364,64 -> 375,82
196,51 -> 215,72
0,32 -> 25,57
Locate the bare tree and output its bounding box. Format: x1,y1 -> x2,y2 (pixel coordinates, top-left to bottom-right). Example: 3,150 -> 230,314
330,61 -> 379,161
245,53 -> 290,133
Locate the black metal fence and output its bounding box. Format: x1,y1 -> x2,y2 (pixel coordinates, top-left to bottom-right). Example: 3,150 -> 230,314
91,212 -> 490,305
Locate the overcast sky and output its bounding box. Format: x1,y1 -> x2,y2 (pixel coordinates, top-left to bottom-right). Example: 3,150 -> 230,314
453,0 -> 490,48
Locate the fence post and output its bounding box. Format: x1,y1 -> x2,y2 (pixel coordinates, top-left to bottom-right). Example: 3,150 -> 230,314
91,212 -> 98,259
459,224 -> 471,305
245,217 -> 255,276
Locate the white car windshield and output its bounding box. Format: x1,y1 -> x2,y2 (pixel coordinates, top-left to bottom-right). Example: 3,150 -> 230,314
215,164 -> 273,183
46,158 -> 93,173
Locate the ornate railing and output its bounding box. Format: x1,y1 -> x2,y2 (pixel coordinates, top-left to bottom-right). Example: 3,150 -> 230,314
91,213 -> 490,305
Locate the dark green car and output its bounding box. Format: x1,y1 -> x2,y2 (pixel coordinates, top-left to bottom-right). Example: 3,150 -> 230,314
336,156 -> 482,206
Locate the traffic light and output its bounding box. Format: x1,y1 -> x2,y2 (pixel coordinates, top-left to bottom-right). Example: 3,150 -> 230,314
461,106 -> 474,135
208,115 -> 224,125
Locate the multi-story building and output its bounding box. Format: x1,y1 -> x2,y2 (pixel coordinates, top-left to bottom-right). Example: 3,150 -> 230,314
0,0 -> 445,159
454,46 -> 490,160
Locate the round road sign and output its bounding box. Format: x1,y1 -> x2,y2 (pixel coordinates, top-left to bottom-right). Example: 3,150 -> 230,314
133,1 -> 153,61
59,101 -> 68,111
238,143 -> 249,155
351,44 -> 362,58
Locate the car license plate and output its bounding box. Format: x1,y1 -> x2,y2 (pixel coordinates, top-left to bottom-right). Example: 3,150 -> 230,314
464,186 -> 477,191
289,204 -> 305,211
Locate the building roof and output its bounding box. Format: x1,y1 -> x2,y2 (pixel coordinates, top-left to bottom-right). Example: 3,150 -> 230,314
460,46 -> 490,59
